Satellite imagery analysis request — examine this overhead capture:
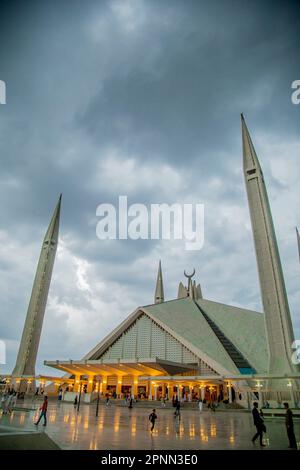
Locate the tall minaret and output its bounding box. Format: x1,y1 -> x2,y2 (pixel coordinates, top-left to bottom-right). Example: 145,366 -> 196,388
154,260 -> 164,303
241,114 -> 296,376
12,195 -> 62,390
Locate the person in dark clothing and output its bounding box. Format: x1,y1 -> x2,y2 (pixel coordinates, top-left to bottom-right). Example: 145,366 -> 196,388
149,409 -> 157,432
283,402 -> 297,449
251,402 -> 265,447
128,397 -> 133,409
174,401 -> 181,419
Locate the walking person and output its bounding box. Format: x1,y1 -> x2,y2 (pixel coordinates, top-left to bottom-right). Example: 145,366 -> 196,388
6,393 -> 14,414
198,398 -> 203,412
73,396 -> 78,408
149,409 -> 157,432
173,395 -> 178,409
284,402 -> 297,449
105,393 -> 110,407
174,400 -> 181,420
11,390 -> 17,406
11,392 -> 18,410
1,392 -> 8,414
34,395 -> 48,426
251,402 -> 265,447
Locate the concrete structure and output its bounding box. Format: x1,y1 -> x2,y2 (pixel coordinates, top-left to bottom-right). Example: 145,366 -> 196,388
177,281 -> 187,299
177,278 -> 202,300
42,116 -> 299,406
11,195 -> 62,392
241,115 -> 299,392
5,116 -> 299,407
154,260 -> 164,304
44,294 -> 299,407
44,296 -> 264,402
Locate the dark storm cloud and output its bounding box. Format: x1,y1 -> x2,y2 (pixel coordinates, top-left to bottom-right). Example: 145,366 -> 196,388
0,0 -> 299,374
77,0 -> 300,162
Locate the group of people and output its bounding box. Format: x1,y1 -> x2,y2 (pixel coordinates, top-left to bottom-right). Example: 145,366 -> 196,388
1,389 -> 18,414
1,390 -> 49,426
124,393 -> 135,409
1,387 -> 298,449
252,401 -> 298,449
150,399 -> 298,449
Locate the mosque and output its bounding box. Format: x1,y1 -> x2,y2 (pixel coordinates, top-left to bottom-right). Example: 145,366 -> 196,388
5,115 -> 300,408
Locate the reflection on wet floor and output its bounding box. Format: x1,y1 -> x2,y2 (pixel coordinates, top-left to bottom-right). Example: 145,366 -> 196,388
0,401 -> 299,450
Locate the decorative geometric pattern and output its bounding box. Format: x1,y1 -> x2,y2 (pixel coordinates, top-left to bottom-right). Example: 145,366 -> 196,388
99,313 -> 216,375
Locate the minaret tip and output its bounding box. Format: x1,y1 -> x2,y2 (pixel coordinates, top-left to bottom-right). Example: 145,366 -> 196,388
57,193 -> 62,208
241,114 -> 262,172
44,195 -> 62,243
154,260 -> 164,304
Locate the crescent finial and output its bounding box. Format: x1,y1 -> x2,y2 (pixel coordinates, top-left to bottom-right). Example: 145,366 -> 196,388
184,268 -> 195,279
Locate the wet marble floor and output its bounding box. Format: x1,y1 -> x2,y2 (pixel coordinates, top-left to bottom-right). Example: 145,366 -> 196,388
0,401 -> 299,450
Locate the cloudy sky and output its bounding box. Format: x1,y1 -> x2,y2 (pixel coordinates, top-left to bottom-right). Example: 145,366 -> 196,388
0,0 -> 299,376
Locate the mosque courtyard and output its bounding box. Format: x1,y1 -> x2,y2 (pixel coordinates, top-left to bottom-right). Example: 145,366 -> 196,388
0,399 -> 299,450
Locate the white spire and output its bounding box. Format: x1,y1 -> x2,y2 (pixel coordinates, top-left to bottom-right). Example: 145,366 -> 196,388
242,114 -> 296,378
12,195 -> 62,390
154,260 -> 164,304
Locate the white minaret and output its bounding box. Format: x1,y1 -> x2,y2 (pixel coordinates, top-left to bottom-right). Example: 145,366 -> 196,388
241,115 -> 296,378
154,260 -> 164,303
12,195 -> 62,391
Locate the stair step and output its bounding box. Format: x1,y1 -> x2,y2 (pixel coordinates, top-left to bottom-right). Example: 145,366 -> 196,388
195,303 -> 254,371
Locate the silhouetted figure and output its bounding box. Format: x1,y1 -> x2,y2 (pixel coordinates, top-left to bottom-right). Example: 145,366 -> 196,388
251,402 -> 265,447
284,402 -> 297,449
174,401 -> 181,419
149,409 -> 157,432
